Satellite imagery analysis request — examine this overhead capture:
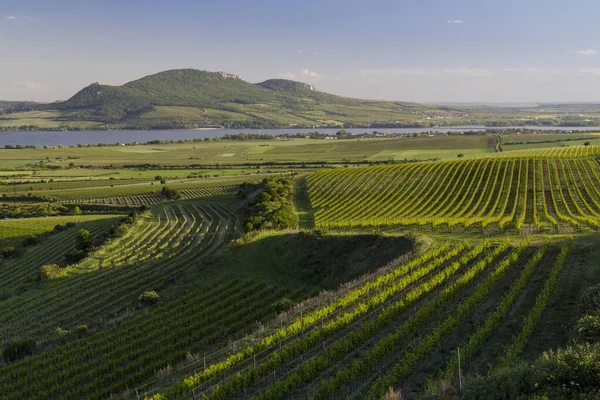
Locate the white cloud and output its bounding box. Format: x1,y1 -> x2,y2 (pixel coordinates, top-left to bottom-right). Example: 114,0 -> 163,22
6,16 -> 17,20
446,20 -> 464,24
12,80 -> 44,90
278,72 -> 296,79
576,49 -> 597,56
297,49 -> 304,54
302,69 -> 318,77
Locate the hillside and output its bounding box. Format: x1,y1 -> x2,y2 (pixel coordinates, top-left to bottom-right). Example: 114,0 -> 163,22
0,140 -> 600,399
0,69 -> 470,130
5,69 -> 600,130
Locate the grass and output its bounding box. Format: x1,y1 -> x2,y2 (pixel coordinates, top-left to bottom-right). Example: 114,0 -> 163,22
197,230 -> 415,290
292,175 -> 316,229
0,214 -> 119,243
0,135 -> 496,168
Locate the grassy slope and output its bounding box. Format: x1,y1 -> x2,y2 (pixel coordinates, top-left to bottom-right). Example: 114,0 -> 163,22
188,230 -> 415,291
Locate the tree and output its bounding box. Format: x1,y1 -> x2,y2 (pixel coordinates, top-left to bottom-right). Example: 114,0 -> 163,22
72,206 -> 82,215
75,229 -> 93,252
336,129 -> 352,139
585,141 -> 591,146
161,186 -> 181,200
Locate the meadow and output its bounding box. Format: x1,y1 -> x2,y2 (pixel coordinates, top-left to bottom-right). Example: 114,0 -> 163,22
0,134 -> 599,399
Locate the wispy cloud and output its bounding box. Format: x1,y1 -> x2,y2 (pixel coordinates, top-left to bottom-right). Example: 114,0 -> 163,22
6,15 -> 17,20
576,49 -> 597,56
446,20 -> 464,24
302,69 -> 318,77
581,68 -> 600,75
278,69 -> 324,81
360,68 -> 494,77
278,72 -> 296,79
297,49 -> 304,54
12,80 -> 44,90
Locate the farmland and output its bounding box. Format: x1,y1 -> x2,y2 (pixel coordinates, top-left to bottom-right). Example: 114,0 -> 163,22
0,134 -> 599,399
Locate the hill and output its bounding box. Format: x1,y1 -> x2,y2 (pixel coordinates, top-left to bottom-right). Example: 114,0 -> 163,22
1,69 -> 467,130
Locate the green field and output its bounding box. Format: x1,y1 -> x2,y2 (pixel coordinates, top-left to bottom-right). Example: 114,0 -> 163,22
0,135 -> 497,168
1,135 -> 600,400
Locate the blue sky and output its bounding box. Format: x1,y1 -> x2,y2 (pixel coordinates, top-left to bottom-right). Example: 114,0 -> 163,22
3,0 -> 600,103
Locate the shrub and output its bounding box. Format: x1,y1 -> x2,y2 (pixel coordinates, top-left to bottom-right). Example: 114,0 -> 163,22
2,337 -> 36,362
139,290 -> 160,305
577,315 -> 600,343
75,325 -> 89,337
161,186 -> 181,200
75,229 -> 93,251
65,249 -> 87,265
55,327 -> 69,337
271,297 -> 295,313
40,264 -> 62,279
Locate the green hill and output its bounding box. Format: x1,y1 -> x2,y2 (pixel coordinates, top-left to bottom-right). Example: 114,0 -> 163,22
15,69 -> 459,129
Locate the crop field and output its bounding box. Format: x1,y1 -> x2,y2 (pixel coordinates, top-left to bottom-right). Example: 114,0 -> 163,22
1,137 -> 600,400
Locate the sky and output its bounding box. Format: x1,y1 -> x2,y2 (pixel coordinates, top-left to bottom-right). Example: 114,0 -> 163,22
3,0 -> 600,103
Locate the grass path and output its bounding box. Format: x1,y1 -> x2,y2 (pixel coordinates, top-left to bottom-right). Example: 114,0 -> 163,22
293,175 -> 315,229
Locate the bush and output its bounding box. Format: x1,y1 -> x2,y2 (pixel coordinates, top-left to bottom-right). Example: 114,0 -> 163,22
161,186 -> 181,200
0,246 -> 17,259
460,343 -> 600,399
2,337 -> 36,362
22,236 -> 39,247
271,297 -> 295,313
578,315 -> 600,343
75,229 -> 93,251
75,324 -> 89,337
65,249 -> 87,265
139,290 -> 160,305
40,264 -> 62,279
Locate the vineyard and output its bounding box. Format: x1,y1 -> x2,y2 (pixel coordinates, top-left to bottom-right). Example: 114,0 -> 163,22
60,185 -> 238,206
137,238 -> 581,400
0,137 -> 599,400
307,154 -> 600,232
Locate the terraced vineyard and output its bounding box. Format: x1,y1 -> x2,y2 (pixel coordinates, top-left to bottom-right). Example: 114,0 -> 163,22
307,155 -> 600,232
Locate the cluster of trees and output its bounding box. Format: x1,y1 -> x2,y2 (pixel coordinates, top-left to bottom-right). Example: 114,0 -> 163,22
243,176 -> 299,232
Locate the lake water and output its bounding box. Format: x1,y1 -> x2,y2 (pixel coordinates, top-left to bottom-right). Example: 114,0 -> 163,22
0,126 -> 598,147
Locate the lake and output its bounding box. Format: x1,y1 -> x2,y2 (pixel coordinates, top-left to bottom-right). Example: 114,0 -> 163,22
0,126 -> 598,147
